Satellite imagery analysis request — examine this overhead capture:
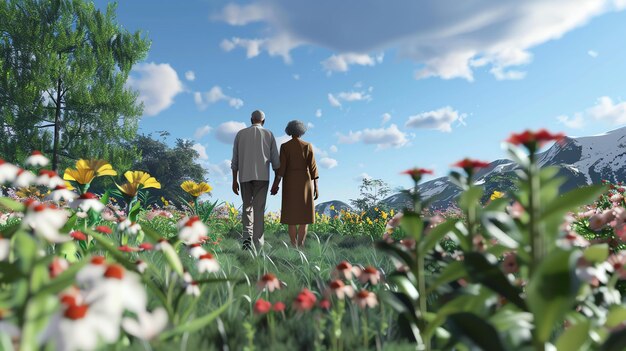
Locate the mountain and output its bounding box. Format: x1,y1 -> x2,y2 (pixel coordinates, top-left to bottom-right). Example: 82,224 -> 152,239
379,126 -> 626,210
315,200 -> 353,217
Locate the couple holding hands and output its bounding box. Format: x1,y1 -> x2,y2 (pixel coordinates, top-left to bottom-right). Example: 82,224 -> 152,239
231,110 -> 319,250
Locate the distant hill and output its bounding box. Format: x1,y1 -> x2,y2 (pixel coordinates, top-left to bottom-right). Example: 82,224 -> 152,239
315,200 -> 353,217
344,126 -> 626,211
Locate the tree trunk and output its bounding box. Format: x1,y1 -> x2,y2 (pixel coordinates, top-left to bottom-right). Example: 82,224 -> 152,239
52,77 -> 62,172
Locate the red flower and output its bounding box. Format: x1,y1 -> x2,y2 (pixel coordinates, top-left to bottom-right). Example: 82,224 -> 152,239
138,242 -> 154,251
452,158 -> 490,170
506,129 -> 564,151
293,288 -> 317,312
95,226 -> 113,235
319,299 -> 331,310
272,301 -> 286,312
401,167 -> 434,183
70,231 -> 87,241
254,298 -> 272,314
118,245 -> 138,252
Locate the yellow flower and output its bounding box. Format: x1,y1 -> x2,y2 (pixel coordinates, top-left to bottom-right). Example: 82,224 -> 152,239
390,209 -> 395,217
116,171 -> 161,198
181,180 -> 213,198
490,191 -> 504,201
63,159 -> 117,185
381,211 -> 388,220
374,207 -> 379,212
161,196 -> 169,207
330,205 -> 335,210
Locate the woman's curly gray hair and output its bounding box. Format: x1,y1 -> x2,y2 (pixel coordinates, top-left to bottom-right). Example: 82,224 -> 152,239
285,120 -> 307,137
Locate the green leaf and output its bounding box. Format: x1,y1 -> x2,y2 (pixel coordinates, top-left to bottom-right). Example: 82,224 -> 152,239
481,212 -> 521,249
458,186 -> 484,212
555,320 -> 590,351
606,305 -> 626,328
388,272 -> 419,301
400,212 -> 423,242
13,232 -> 37,273
100,190 -> 110,205
464,253 -> 527,311
583,244 -> 609,264
376,241 -> 415,268
419,219 -> 457,254
0,261 -> 23,284
541,184 -> 607,221
86,230 -> 135,271
503,142 -> 529,168
527,249 -> 581,343
427,261 -> 466,294
34,259 -> 88,298
0,197 -> 24,212
60,213 -> 77,234
600,328 -> 626,351
0,222 -> 21,239
159,300 -> 232,340
141,222 -> 164,242
446,312 -> 506,351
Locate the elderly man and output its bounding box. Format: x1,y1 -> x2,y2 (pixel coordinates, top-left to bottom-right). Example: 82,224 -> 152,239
231,110 -> 280,250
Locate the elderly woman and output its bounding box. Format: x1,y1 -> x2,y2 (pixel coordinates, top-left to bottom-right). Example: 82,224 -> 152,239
271,120 -> 319,247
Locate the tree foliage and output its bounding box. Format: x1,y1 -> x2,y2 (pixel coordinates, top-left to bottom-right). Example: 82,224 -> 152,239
0,0 -> 150,170
350,177 -> 391,214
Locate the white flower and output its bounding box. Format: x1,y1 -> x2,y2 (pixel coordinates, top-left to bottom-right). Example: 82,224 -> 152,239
177,216 -> 208,245
76,256 -> 107,289
135,260 -> 148,274
117,219 -> 142,236
70,193 -> 105,213
36,170 -> 65,189
40,299 -> 121,351
13,169 -> 36,188
24,151 -> 49,167
185,281 -> 200,297
0,159 -> 20,185
332,261 -> 361,281
21,201 -> 69,243
122,308 -> 168,340
188,243 -> 207,259
46,186 -> 78,203
197,253 -> 220,273
0,236 -> 9,261
91,264 -> 147,316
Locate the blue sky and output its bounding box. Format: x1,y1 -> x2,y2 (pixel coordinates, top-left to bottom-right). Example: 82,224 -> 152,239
94,0 -> 626,211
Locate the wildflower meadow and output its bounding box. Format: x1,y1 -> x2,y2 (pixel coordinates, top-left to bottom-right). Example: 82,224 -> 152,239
1,129 -> 626,351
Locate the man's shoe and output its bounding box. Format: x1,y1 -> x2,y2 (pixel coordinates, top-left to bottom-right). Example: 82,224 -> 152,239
242,239 -> 252,251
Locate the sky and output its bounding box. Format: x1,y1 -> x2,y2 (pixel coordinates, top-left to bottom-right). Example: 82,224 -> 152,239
93,0 -> 626,212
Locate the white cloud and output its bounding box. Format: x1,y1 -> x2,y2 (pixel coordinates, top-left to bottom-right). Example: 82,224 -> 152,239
588,50 -> 599,58
215,121 -> 247,144
328,93 -> 342,108
194,125 -> 212,140
319,157 -> 338,169
220,36 -> 300,64
337,124 -> 409,149
307,122 -> 315,129
216,1 -> 626,80
194,86 -> 244,110
337,91 -> 371,102
354,173 -> 371,182
405,106 -> 467,132
321,53 -> 383,74
185,70 -> 196,81
126,62 -> 183,116
329,145 -> 338,153
192,143 -> 209,160
311,144 -> 328,158
556,115 -> 585,129
207,160 -> 233,181
293,74 -> 300,80
558,96 -> 626,128
381,113 -> 392,125
315,109 -> 322,118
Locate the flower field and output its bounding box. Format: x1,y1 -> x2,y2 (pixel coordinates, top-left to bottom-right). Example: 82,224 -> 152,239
2,130 -> 626,350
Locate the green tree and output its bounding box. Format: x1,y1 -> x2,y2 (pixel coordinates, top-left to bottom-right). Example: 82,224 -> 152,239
130,134 -> 208,207
350,177 -> 391,214
0,0 -> 150,170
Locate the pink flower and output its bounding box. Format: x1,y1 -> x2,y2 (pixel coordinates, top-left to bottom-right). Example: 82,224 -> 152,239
502,252 -> 519,274
353,290 -> 378,309
326,279 -> 355,300
254,298 -> 272,314
557,231 -> 590,249
358,266 -> 381,285
257,273 -> 281,292
332,261 -> 361,280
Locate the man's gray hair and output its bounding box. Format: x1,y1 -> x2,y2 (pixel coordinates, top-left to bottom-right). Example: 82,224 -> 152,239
251,110 -> 265,122
285,120 -> 307,137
